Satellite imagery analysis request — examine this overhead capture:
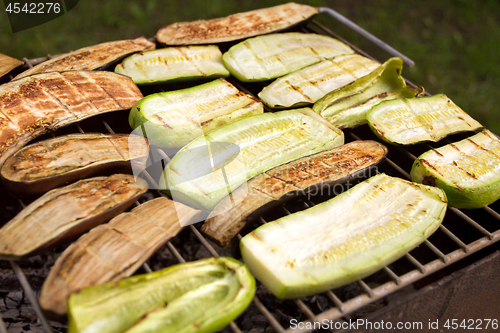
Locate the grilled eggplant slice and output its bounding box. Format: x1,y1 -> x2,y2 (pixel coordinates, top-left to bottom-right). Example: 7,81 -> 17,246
0,53 -> 23,78
0,174 -> 147,260
129,78 -> 263,149
67,257 -> 255,333
202,140 -> 388,247
241,174 -> 447,299
163,108 -> 344,210
156,2 -> 318,45
313,57 -> 422,128
115,46 -> 229,85
0,71 -> 143,167
15,37 -> 155,79
222,32 -> 354,82
411,130 -> 500,208
259,55 -> 380,108
1,133 -> 149,196
40,197 -> 201,317
367,94 -> 483,145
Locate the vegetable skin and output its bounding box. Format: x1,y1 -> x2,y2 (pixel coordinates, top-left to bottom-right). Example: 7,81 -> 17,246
67,257 -> 255,333
241,174 -> 447,299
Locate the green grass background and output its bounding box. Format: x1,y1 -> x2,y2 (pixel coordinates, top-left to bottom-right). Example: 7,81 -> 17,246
1,0 -> 499,134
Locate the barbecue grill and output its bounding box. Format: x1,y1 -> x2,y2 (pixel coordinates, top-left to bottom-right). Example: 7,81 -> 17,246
1,6 -> 500,333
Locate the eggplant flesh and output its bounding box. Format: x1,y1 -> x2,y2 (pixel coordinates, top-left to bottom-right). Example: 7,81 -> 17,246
156,2 -> 318,45
0,174 -> 147,260
15,37 -> 155,79
67,257 -> 255,333
162,108 -> 344,210
0,71 -> 143,168
0,53 -> 23,78
241,174 -> 447,299
222,32 -> 354,82
40,197 -> 201,318
129,78 -> 263,149
259,54 -> 380,109
313,57 -> 422,128
367,94 -> 483,145
1,133 -> 150,196
202,140 -> 388,247
411,129 -> 500,208
115,46 -> 229,85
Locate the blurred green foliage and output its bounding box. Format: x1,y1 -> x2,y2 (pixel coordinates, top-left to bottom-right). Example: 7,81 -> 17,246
0,0 -> 499,134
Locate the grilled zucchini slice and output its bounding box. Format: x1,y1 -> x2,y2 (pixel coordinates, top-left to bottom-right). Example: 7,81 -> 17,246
67,257 -> 255,333
115,46 -> 229,85
411,130 -> 500,208
129,78 -> 263,149
258,54 -> 380,109
313,57 -> 422,128
367,94 -> 482,145
241,174 -> 447,299
162,108 -> 344,210
222,32 -> 354,82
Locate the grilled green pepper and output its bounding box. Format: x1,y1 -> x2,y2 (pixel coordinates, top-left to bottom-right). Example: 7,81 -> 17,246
241,174 -> 447,299
115,46 -> 229,85
222,32 -> 354,82
366,94 -> 482,145
313,57 -> 422,128
67,257 -> 255,333
258,54 -> 379,109
411,129 -> 500,208
129,78 -> 263,149
162,108 -> 344,210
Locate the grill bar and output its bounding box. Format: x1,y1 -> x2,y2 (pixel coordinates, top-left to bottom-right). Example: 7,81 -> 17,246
1,8 -> 500,333
450,207 -> 493,239
9,261 -> 54,333
0,315 -> 7,333
253,297 -> 286,333
318,7 -> 415,67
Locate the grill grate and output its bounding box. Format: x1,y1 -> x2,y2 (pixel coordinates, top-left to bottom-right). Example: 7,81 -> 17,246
2,8 -> 500,333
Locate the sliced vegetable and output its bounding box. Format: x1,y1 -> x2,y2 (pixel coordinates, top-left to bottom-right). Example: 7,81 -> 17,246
67,257 -> 255,333
1,133 -> 149,196
366,94 -> 483,145
313,57 -> 422,128
15,37 -> 155,79
162,108 -> 344,210
0,174 -> 147,260
0,71 -> 143,168
222,32 -> 354,82
129,78 -> 263,149
241,174 -> 447,299
411,130 -> 500,208
40,197 -> 201,317
259,54 -> 380,108
156,2 -> 318,45
115,46 -> 229,85
202,140 -> 388,247
0,53 -> 23,78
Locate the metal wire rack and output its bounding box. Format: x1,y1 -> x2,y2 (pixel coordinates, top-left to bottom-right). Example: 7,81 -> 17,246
1,7 -> 500,333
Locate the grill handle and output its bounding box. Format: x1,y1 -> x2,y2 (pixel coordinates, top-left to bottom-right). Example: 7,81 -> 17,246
319,7 -> 415,67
